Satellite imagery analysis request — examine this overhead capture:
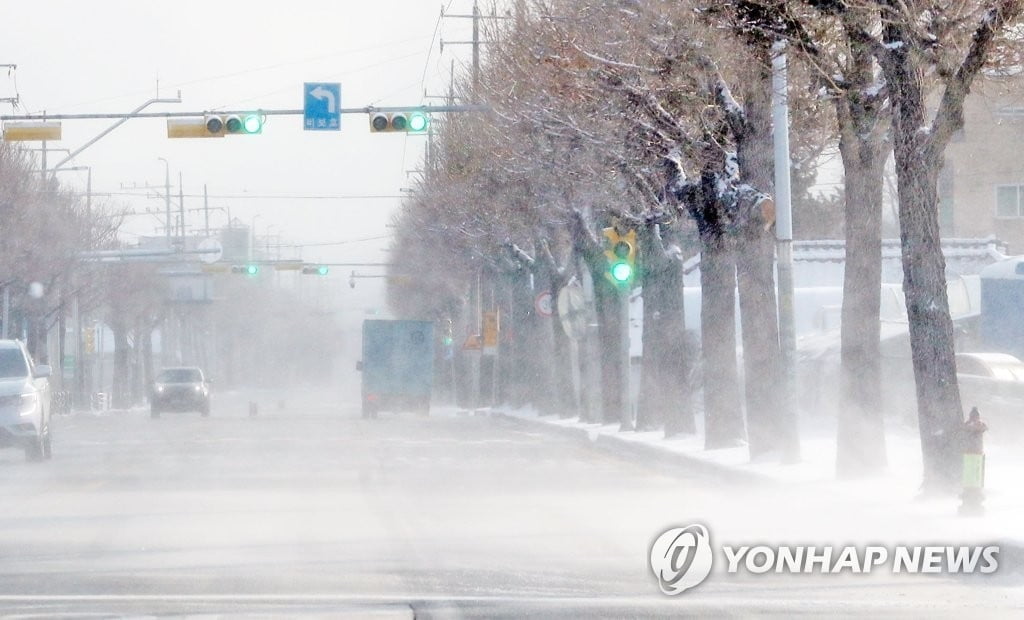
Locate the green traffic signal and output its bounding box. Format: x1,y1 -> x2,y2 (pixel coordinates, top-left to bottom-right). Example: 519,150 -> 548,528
242,113 -> 263,134
245,264 -> 259,276
317,265 -> 329,275
610,261 -> 633,283
408,111 -> 429,133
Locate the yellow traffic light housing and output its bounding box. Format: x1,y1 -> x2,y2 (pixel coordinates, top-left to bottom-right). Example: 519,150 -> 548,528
168,114 -> 264,138
369,111 -> 429,133
603,226 -> 637,288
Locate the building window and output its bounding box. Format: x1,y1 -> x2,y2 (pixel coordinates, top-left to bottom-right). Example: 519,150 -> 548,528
996,185 -> 1024,218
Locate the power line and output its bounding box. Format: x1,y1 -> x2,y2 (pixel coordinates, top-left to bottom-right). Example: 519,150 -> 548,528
270,234 -> 392,248
27,35 -> 434,115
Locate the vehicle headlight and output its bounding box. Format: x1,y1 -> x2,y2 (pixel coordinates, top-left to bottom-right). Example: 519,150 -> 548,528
19,392 -> 38,416
194,385 -> 203,392
156,385 -> 165,393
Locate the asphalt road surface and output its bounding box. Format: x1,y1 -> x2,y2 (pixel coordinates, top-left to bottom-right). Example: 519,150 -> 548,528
0,389 -> 1020,617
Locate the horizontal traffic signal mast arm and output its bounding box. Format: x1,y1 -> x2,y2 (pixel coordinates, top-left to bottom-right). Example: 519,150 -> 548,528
0,104 -> 489,122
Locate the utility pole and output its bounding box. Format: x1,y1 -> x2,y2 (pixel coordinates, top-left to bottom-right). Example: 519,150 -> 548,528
472,0 -> 480,93
203,184 -> 210,237
772,41 -> 799,462
441,2 -> 508,100
618,287 -> 633,431
0,63 -> 18,109
178,171 -> 185,240
157,157 -> 170,247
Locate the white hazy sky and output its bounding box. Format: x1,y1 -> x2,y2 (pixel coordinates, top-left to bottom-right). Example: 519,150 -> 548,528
2,0 -> 487,320
1,0 -> 479,263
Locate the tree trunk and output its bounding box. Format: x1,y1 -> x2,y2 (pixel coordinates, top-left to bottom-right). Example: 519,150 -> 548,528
594,277 -> 625,425
735,57 -> 789,459
835,52 -> 888,476
885,28 -> 963,493
636,222 -> 693,435
499,272 -> 532,407
536,250 -> 575,418
549,283 -> 577,418
701,227 -> 745,448
142,321 -> 155,397
111,324 -> 131,409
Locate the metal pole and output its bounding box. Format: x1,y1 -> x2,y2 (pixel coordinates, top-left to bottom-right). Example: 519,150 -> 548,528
86,168 -> 92,222
52,95 -> 182,171
158,158 -> 170,246
178,171 -> 185,239
472,1 -> 480,95
772,41 -> 799,462
619,289 -> 633,431
2,104 -> 490,122
203,184 -> 210,237
73,293 -> 84,409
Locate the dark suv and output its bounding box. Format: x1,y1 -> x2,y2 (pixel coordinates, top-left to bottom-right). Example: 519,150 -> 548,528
150,367 -> 210,418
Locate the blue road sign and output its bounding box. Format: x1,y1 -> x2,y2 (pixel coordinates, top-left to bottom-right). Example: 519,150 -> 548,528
304,82 -> 341,131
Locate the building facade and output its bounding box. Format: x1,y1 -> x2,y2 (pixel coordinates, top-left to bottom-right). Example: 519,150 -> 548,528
943,72 -> 1024,253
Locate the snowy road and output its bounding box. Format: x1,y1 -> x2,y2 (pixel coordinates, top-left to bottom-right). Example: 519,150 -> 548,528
0,390 -> 1020,617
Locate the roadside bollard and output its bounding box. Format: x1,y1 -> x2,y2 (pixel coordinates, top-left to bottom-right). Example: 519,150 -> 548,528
249,401 -> 258,417
959,406 -> 987,516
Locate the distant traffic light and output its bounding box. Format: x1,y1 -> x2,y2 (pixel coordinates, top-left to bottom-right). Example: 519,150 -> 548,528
602,226 -> 637,288
301,265 -> 330,275
231,264 -> 260,275
369,111 -> 429,134
82,327 -> 95,355
167,113 -> 263,138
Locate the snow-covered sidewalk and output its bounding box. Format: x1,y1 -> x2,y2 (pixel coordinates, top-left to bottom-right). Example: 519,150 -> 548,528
493,407 -> 1024,548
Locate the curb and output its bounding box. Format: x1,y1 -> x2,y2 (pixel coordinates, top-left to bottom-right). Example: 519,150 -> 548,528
490,411 -> 769,485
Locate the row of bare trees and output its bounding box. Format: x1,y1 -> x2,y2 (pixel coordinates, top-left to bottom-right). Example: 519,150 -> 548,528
388,0 -> 1021,492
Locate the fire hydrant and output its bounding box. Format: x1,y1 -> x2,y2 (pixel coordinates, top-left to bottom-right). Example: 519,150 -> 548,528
959,406 -> 987,516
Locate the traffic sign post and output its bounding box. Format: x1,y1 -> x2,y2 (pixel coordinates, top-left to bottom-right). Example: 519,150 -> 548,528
535,291 -> 553,318
304,83 -> 341,131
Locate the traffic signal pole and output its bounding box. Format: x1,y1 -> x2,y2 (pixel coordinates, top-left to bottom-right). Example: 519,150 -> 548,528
618,287 -> 633,431
1,104 -> 489,123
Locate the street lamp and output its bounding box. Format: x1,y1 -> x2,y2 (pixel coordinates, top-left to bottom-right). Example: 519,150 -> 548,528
157,157 -> 170,246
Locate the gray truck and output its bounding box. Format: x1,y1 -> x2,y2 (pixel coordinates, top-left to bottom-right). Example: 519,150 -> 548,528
358,319 -> 434,418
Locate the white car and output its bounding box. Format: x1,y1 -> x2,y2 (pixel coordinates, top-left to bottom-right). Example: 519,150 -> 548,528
0,340 -> 53,461
957,352 -> 1024,437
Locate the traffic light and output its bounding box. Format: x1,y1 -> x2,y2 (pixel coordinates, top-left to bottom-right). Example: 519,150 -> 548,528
231,264 -> 260,275
301,265 -> 329,275
442,318 -> 454,347
369,111 -> 429,133
82,327 -> 95,354
602,226 -> 637,288
408,111 -> 429,134
208,113 -> 263,135
167,113 -> 263,138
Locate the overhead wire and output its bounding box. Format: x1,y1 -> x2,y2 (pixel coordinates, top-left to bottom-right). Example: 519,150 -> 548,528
29,34 -> 434,114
